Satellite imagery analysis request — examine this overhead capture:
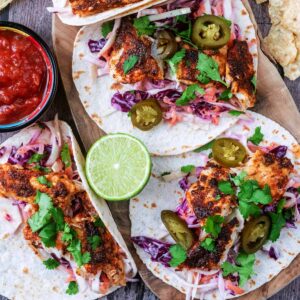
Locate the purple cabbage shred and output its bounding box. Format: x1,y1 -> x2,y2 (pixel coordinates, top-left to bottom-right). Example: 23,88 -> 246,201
269,146 -> 288,158
88,38 -> 106,53
131,236 -> 173,267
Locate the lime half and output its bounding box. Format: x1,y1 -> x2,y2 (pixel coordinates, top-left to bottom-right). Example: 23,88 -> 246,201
86,134 -> 152,201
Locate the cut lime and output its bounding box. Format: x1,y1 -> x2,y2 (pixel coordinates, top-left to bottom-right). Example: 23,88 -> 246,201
86,133 -> 152,201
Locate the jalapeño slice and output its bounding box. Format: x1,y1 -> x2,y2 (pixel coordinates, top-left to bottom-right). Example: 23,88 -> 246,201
212,138 -> 247,167
161,210 -> 195,250
192,15 -> 231,50
241,215 -> 271,254
130,99 -> 163,131
155,30 -> 178,60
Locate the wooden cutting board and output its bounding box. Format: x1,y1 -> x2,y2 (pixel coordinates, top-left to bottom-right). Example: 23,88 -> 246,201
52,1 -> 300,298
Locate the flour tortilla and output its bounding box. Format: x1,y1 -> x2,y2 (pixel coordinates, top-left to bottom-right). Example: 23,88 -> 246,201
0,0 -> 12,11
72,0 -> 258,156
0,120 -> 137,300
52,0 -> 169,26
130,111 -> 300,299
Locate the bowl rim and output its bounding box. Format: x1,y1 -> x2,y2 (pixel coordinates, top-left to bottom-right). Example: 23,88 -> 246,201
0,21 -> 58,132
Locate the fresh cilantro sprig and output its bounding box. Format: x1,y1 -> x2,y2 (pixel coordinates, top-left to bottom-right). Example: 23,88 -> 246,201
28,153 -> 43,164
222,252 -> 255,286
176,84 -> 204,106
67,239 -> 91,267
167,48 -> 186,74
197,52 -> 227,86
200,237 -> 215,252
204,215 -> 224,238
219,89 -> 232,100
251,75 -> 257,93
181,164 -> 195,173
88,235 -> 102,250
94,217 -> 105,228
218,181 -> 235,195
123,55 -> 139,75
229,110 -> 245,116
101,20 -> 114,38
37,175 -> 52,187
43,258 -> 60,270
248,127 -> 264,145
133,16 -> 156,36
66,281 -> 79,295
169,244 -> 187,267
61,143 -> 72,168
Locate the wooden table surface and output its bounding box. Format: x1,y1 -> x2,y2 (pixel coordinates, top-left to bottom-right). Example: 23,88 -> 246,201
0,1 -> 299,299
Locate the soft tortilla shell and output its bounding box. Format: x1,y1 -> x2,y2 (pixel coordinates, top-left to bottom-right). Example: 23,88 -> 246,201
0,120 -> 137,300
130,111 -> 300,299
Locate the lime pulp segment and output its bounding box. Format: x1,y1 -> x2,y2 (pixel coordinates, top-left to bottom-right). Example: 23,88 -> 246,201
86,134 -> 152,201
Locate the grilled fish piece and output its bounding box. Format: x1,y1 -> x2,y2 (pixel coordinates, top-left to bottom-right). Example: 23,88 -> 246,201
183,217 -> 239,271
0,164 -> 126,286
226,40 -> 255,109
109,19 -> 164,84
186,162 -> 237,226
176,44 -> 227,86
244,150 -> 294,202
69,0 -> 142,17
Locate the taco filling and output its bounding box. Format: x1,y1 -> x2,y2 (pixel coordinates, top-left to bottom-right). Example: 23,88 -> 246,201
130,112 -> 300,299
83,0 -> 257,130
0,120 -> 135,296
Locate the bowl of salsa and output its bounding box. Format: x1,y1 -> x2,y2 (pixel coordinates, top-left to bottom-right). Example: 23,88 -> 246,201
0,21 -> 58,132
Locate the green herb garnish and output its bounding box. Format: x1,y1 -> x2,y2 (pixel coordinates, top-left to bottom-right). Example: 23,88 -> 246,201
176,84 -> 204,106
123,55 -> 139,75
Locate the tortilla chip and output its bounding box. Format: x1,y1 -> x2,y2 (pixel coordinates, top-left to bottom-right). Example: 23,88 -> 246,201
0,0 -> 12,10
264,25 -> 297,66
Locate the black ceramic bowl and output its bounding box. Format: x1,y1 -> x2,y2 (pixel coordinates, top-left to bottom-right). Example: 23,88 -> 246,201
0,21 -> 58,132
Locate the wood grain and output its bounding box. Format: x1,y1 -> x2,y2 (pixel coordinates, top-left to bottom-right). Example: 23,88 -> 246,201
0,0 -> 299,299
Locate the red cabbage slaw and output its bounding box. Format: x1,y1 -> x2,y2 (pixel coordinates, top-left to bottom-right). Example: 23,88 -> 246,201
132,139 -> 300,299
83,0 -> 251,127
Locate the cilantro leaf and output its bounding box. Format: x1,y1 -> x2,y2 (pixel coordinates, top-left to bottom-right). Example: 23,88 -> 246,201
222,252 -> 255,287
37,175 -> 52,187
197,72 -> 211,84
43,258 -> 60,270
251,185 -> 272,205
193,140 -> 215,153
268,212 -> 286,242
197,52 -> 227,86
230,171 -> 247,186
238,180 -> 259,202
28,191 -> 53,232
101,20 -> 114,38
123,55 -> 139,75
219,89 -> 232,100
67,239 -> 91,267
238,201 -> 261,219
167,48 -> 186,74
88,235 -> 102,250
215,194 -> 221,200
133,16 -> 156,36
276,199 -> 286,214
94,217 -> 105,228
62,223 -> 76,243
176,84 -> 204,106
200,237 -> 215,252
169,244 -> 187,267
204,215 -> 224,238
218,181 -> 234,195
181,165 -> 195,173
28,153 -> 43,164
229,110 -> 245,116
33,165 -> 51,173
248,127 -> 264,145
61,143 -> 72,168
39,222 -> 57,247
251,75 -> 257,93
52,207 -> 65,231
66,281 -> 79,295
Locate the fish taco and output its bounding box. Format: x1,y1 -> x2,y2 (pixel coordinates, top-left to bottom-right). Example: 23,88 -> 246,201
130,111 -> 300,299
0,119 -> 137,299
73,0 -> 258,155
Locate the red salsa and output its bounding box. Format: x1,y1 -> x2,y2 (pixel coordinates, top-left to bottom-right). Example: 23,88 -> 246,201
0,29 -> 48,124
